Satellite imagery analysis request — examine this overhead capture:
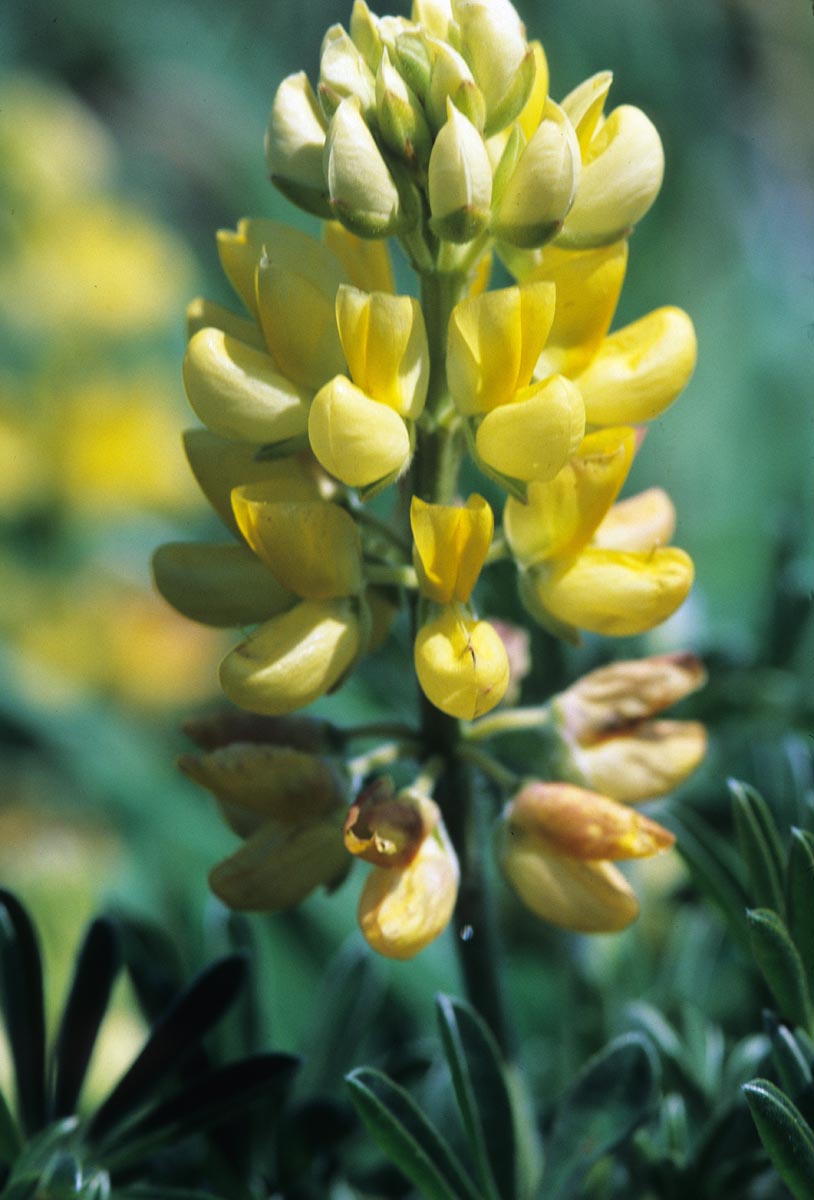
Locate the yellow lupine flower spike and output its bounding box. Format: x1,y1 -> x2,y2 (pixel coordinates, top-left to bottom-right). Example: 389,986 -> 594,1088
410,494 -> 493,604
415,605 -> 509,719
447,281 -> 556,415
336,286 -> 429,418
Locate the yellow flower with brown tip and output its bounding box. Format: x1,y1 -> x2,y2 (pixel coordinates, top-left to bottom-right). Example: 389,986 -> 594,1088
415,606 -> 509,719
410,494 -> 493,604
506,427 -> 694,639
496,781 -> 674,932
553,653 -> 708,802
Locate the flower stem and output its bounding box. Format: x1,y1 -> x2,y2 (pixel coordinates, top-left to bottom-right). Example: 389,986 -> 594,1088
465,704 -> 553,741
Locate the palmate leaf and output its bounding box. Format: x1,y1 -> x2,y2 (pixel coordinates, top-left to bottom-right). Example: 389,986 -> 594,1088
98,1052 -> 299,1167
345,1067 -> 481,1200
743,1078 -> 814,1200
540,1033 -> 659,1200
86,954 -> 248,1145
51,917 -> 122,1119
747,908 -> 814,1033
0,890 -> 46,1136
730,779 -> 786,913
435,994 -> 518,1200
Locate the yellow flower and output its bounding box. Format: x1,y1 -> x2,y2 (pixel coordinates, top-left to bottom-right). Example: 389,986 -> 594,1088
308,374 -> 413,487
335,286 -> 429,418
552,653 -> 708,802
357,815 -> 459,958
506,427 -> 694,638
410,494 -> 493,603
496,781 -> 674,932
415,605 -> 509,718
344,778 -> 440,868
219,597 -> 368,715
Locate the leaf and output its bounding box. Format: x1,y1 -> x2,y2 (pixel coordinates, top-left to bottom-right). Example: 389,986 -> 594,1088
663,808 -> 750,947
436,994 -> 517,1200
0,891 -> 46,1135
86,954 -> 247,1144
747,909 -> 814,1032
0,1084 -> 21,1166
541,1033 -> 659,1200
765,1016 -> 813,1099
743,1078 -> 814,1200
51,917 -> 121,1118
786,828 -> 814,974
730,779 -> 786,913
116,917 -> 186,1025
345,1067 -> 480,1200
99,1052 -> 298,1166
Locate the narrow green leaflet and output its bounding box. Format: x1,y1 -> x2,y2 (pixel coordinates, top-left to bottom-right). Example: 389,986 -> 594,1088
0,1085 -> 21,1166
730,779 -> 786,913
747,908 -> 814,1033
436,994 -> 517,1200
743,1079 -> 814,1200
663,808 -> 750,947
786,828 -> 814,973
766,1018 -> 813,1098
540,1034 -> 659,1200
0,891 -> 46,1136
345,1067 -> 481,1200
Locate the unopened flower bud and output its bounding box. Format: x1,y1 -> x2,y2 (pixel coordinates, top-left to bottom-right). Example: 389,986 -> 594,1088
265,71 -> 331,218
492,100 -> 580,248
376,48 -> 432,166
152,542 -> 294,628
324,97 -> 405,237
219,597 -> 367,715
427,40 -> 486,133
411,494 -> 493,603
454,0 -> 536,136
350,0 -> 383,72
413,0 -> 454,41
428,99 -> 493,243
358,819 -> 459,958
232,492 -> 364,599
309,374 -> 412,488
508,781 -> 674,860
336,286 -> 429,418
182,328 -> 310,444
393,30 -> 433,101
319,24 -> 377,119
415,606 -> 509,719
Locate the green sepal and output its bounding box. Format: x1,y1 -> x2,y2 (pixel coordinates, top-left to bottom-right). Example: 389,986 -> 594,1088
393,31 -> 432,102
345,1066 -> 481,1200
541,1033 -> 659,1200
747,908 -> 814,1033
743,1078 -> 814,1200
435,994 -> 523,1200
786,827 -> 814,974
730,779 -> 786,913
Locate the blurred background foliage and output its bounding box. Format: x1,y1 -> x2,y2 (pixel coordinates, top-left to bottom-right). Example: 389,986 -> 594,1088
0,0 -> 812,1168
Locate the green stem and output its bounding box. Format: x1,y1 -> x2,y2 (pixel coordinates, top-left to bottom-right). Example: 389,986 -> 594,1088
457,744 -> 521,792
364,563 -> 419,588
465,704 -> 553,741
411,270 -> 513,1056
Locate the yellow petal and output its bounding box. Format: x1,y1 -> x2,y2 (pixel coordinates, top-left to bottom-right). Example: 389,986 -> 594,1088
232,494 -> 363,598
358,822 -> 459,958
219,597 -> 364,715
152,542 -> 294,627
504,426 -> 635,563
593,487 -> 676,552
561,71 -> 613,155
414,607 -> 509,719
491,99 -> 580,248
179,745 -> 343,822
447,281 -> 556,415
497,825 -> 639,932
323,220 -> 395,293
209,814 -> 348,912
183,328 -> 311,444
577,307 -> 697,425
336,286 -> 429,417
476,375 -> 585,482
534,546 -> 694,636
558,104 -> 663,247
309,375 -> 412,487
186,297 -> 265,349
573,719 -> 708,803
255,257 -> 347,392
410,494 -> 493,603
516,42 -> 549,141
217,218 -> 345,321
508,781 -> 675,860
529,240 -> 628,378
345,785 -> 439,868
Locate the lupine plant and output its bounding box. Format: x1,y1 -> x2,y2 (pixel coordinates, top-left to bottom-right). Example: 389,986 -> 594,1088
153,0 -> 707,1045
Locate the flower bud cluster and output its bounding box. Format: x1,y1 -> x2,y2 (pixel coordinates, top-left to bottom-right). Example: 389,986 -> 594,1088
156,0 -> 707,952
